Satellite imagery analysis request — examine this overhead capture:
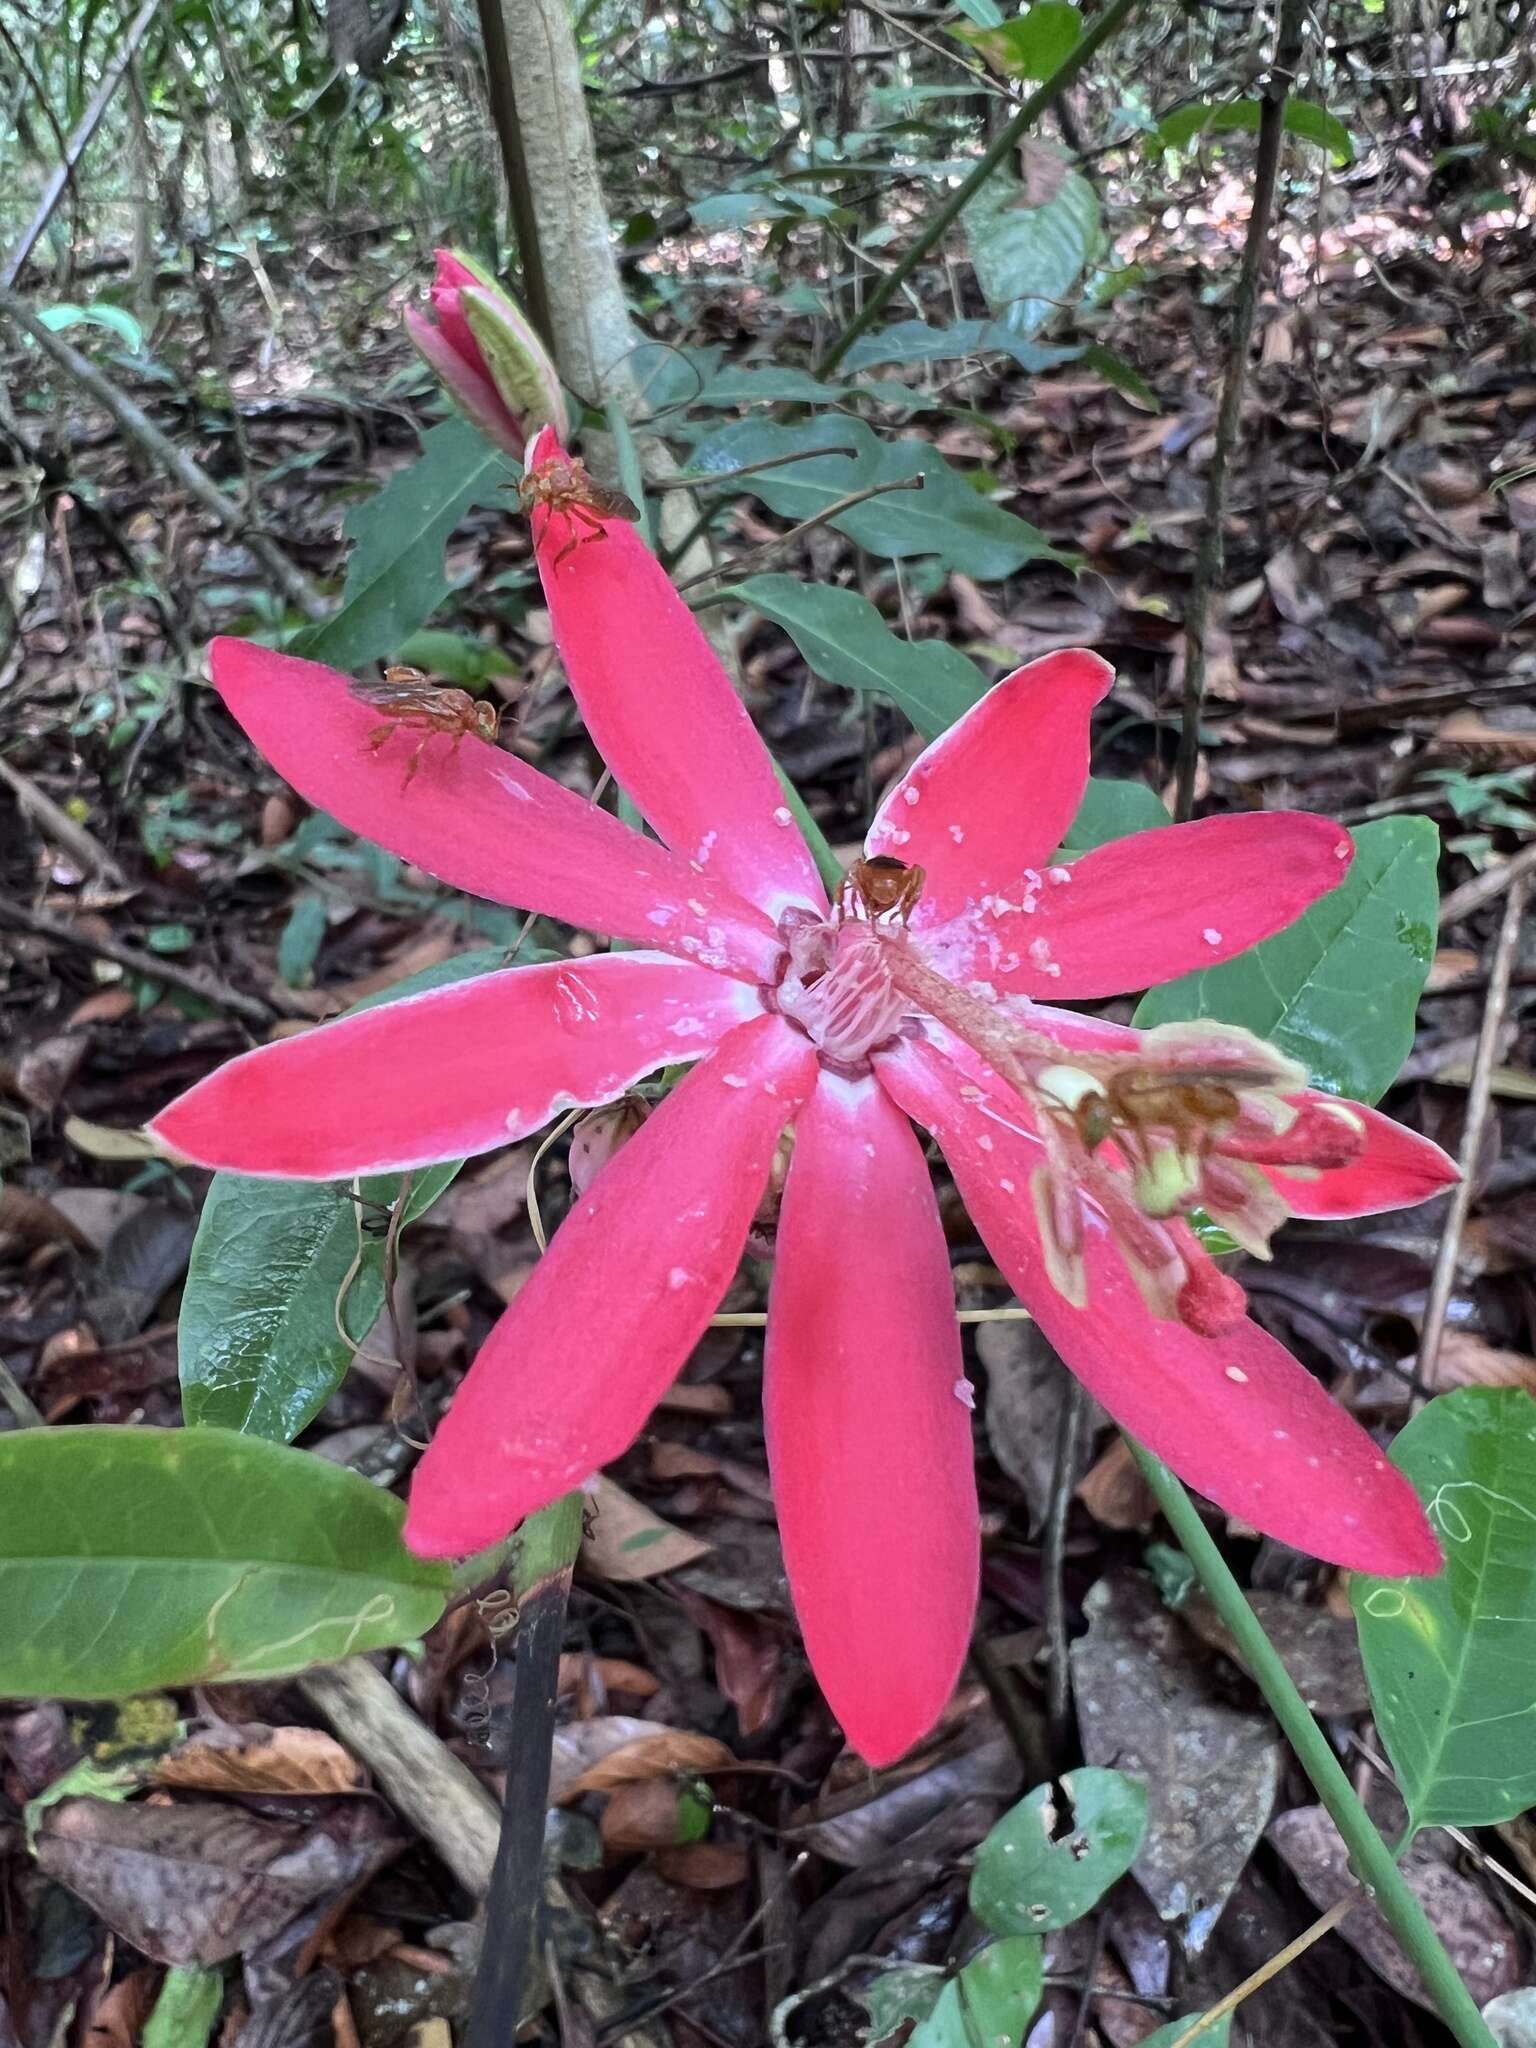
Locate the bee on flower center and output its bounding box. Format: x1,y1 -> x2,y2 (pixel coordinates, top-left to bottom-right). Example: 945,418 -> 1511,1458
350,667 -> 501,787
838,854 -> 927,926
518,455 -> 641,568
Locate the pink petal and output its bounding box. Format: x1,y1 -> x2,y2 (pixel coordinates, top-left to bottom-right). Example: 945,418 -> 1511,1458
404,305 -> 526,457
148,953 -> 756,1178
209,639 -> 783,982
876,1038 -> 1441,1578
405,1015 -> 817,1556
1269,1097 -> 1458,1218
524,424 -> 825,922
866,650 -> 1114,927
765,1076 -> 978,1766
427,249 -> 484,368
923,812 -> 1355,999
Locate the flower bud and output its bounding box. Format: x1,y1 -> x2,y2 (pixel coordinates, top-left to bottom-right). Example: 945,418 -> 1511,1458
568,1096 -> 649,1197
405,249 -> 567,460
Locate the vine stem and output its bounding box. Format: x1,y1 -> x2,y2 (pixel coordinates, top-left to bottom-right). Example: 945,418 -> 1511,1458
465,1492 -> 585,2048
1125,1440 -> 1497,2048
813,0 -> 1144,377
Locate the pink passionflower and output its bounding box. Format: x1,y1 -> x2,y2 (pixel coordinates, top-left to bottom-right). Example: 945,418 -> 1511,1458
152,428 -> 1452,1764
404,249 -> 567,460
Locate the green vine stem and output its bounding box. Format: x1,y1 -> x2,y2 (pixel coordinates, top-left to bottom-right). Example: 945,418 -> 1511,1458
1126,1439 -> 1497,2048
814,0 -> 1144,377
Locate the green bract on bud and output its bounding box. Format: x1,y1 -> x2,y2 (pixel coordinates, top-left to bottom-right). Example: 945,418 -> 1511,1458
404,248 -> 568,460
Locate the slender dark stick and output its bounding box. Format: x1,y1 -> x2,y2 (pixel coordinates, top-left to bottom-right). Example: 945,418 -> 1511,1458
1043,1377 -> 1086,1761
1172,0 -> 1306,821
0,896 -> 275,1026
474,0 -> 554,345
814,0 -> 1143,376
465,1494 -> 583,2048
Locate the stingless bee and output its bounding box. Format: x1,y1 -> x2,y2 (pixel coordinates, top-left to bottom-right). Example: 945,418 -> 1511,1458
838,853 -> 928,926
349,666 -> 501,787
517,454 -> 641,568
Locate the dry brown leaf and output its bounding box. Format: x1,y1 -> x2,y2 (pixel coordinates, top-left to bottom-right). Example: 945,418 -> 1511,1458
156,1725 -> 365,1798
567,1730 -> 735,1801
549,1718 -> 730,1804
580,1473 -> 712,1582
653,1843 -> 749,1889
1428,1330 -> 1536,1392
1075,1437 -> 1156,1531
599,1777 -> 689,1853
556,1654 -> 660,1704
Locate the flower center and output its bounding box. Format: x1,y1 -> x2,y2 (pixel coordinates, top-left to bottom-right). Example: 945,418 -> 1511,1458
770,916 -> 912,1071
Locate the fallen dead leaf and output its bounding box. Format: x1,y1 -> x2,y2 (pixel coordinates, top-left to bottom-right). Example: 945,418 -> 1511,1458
156,1725 -> 365,1798
566,1730 -> 735,1801
579,1473 -> 712,1582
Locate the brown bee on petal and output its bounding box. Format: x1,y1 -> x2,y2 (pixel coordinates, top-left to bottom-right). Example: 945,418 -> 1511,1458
518,455 -> 641,568
838,854 -> 927,927
350,667 -> 501,787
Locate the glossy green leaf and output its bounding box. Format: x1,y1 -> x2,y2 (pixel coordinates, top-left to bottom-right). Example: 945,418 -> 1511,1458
394,628 -> 516,687
1152,97 -> 1354,166
1137,2018 -> 1232,2047
692,415 -> 1064,578
1059,777 -> 1170,853
956,2 -> 1082,78
293,417 -> 517,671
0,1426 -> 448,1697
276,892 -> 329,988
857,1965 -> 944,2042
143,1967 -> 224,2048
1353,1386 -> 1536,1830
39,301 -> 146,352
908,1939 -> 1044,2048
1132,817 -> 1438,1104
964,167 -> 1102,336
725,574 -> 987,737
179,951 -> 503,1440
843,319 -> 1081,374
970,1768 -> 1147,1934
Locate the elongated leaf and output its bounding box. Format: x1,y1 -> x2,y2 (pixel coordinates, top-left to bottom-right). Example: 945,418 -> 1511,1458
0,1426 -> 448,1697
909,1938 -> 1043,2048
956,3 -> 1082,78
726,574 -> 987,737
1133,817 -> 1438,1103
1354,1386 -> 1536,1830
970,1768 -> 1147,1934
1138,2020 -> 1231,2048
693,415 -> 1064,578
179,952 -> 502,1440
843,320 -> 1081,374
1152,97 -> 1354,166
39,302 -> 146,352
293,418 -> 516,671
963,168 -> 1102,337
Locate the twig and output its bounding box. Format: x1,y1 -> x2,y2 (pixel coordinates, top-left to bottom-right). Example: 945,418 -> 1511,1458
705,1306 -> 1034,1327
814,0 -> 1143,376
1172,0 -> 1306,821
1437,839 -> 1536,928
1127,1441 -> 1496,2048
0,753 -> 128,884
0,896 -> 275,1026
678,475 -> 923,595
298,1656 -> 501,1896
1416,870 -> 1529,1396
1164,1893 -> 1359,2047
1043,1377 -> 1086,1761
1,0 -> 165,288
473,0 -> 553,344
0,285 -> 326,620
650,445 -> 858,490
466,1494 -> 584,2048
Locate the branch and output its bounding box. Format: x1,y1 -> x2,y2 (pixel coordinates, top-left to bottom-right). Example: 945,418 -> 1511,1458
679,474 -> 923,594
814,0 -> 1144,376
0,896 -> 277,1026
0,285 -> 326,621
1172,0 -> 1304,821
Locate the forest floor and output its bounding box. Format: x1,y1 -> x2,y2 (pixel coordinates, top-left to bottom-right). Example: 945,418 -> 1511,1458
2,184 -> 1536,2048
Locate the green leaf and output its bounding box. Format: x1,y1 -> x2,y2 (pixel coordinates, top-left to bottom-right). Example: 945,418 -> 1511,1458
1079,342 -> 1161,411
692,416 -> 1065,578
0,1426 -> 448,1697
178,950 -> 503,1440
1133,817 -> 1438,1104
908,1939 -> 1044,2048
38,301 -> 146,352
970,1768 -> 1148,1934
292,418 -> 517,672
956,3 -> 1082,78
857,1967 -> 945,2043
964,168 -> 1102,336
143,1967 -> 224,2048
726,574 -> 987,737
1059,777 -> 1170,853
843,319 -> 1081,374
394,628 -> 516,688
952,0 -> 1005,22
276,892 -> 329,988
1137,2018 -> 1232,2048
1152,97 -> 1354,166
1353,1386 -> 1536,1830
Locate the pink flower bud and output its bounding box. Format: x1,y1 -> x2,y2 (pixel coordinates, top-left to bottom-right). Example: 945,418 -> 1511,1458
404,249 -> 568,460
